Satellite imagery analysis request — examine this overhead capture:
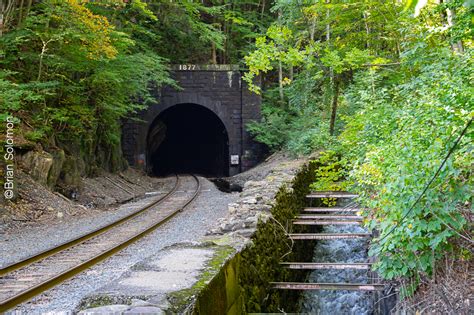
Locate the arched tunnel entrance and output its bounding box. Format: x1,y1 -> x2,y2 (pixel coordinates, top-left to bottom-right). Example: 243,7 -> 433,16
147,103 -> 230,177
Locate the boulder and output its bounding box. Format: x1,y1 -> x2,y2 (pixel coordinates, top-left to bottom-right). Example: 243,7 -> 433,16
21,150 -> 53,186
47,149 -> 65,188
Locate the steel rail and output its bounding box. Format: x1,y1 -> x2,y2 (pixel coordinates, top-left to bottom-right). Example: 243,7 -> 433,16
0,175 -> 201,312
0,175 -> 179,276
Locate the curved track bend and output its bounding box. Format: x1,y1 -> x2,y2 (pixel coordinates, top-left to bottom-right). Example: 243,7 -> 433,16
0,174 -> 201,312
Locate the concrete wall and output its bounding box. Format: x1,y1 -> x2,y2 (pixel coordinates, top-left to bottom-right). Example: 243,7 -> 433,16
122,65 -> 263,176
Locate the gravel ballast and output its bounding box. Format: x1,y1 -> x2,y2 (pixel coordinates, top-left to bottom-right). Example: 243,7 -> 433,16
0,176 -> 177,267
8,177 -> 236,313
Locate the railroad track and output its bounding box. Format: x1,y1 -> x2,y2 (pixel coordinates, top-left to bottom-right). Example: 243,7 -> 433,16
0,174 -> 201,312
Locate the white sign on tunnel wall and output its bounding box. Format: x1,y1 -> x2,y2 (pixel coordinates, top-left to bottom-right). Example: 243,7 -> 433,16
230,155 -> 239,165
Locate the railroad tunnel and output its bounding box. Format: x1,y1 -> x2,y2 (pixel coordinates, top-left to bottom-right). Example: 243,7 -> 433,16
147,103 -> 230,177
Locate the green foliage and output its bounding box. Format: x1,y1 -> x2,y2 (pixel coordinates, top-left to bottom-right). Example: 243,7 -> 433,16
310,151 -> 352,206
25,130 -> 45,142
244,0 -> 473,294
243,25 -> 306,94
246,103 -> 291,151
247,86 -> 337,155
1,0 -> 471,296
243,0 -> 403,152
0,0 -> 174,171
341,46 -> 473,280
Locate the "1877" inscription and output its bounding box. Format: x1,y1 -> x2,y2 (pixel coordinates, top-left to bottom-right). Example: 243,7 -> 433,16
178,64 -> 197,70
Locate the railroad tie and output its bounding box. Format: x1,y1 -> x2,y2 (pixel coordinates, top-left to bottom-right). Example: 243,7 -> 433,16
104,176 -> 135,196
115,176 -> 140,193
0,175 -> 200,313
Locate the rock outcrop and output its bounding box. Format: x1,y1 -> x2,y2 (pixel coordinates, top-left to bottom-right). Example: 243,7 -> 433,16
21,150 -> 54,186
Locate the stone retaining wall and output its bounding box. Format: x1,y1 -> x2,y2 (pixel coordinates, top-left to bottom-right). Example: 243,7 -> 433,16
176,158 -> 318,314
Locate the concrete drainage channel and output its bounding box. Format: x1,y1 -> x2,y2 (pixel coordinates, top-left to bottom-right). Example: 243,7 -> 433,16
189,162 -> 319,314
77,158 -> 313,314
210,178 -> 243,193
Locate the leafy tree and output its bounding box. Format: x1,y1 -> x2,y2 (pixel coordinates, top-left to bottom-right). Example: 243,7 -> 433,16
244,0 -> 473,290
1,0 -> 173,171
341,46 -> 473,280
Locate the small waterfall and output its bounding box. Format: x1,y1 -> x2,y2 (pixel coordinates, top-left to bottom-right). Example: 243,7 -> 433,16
300,204 -> 375,314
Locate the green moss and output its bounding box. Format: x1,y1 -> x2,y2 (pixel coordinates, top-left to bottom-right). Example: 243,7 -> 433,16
238,162 -> 319,313
77,294 -> 145,310
58,154 -> 85,191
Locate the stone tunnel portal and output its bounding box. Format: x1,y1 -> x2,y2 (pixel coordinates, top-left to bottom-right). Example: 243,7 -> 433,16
147,103 -> 229,177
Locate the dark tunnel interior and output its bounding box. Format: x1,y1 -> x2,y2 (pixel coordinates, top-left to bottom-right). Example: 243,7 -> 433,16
147,103 -> 229,177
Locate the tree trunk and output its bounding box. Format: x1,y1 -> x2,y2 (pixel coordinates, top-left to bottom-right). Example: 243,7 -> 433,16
18,0 -> 25,26
310,18 -> 316,41
38,38 -> 52,81
363,11 -> 370,50
329,78 -> 340,136
278,59 -> 284,102
326,0 -> 330,42
26,0 -> 32,16
0,1 -> 4,37
211,42 -> 217,64
445,4 -> 464,53
1,0 -> 15,36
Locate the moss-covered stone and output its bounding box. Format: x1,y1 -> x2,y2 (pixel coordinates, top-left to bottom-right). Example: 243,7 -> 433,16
58,154 -> 85,194
168,245 -> 236,313
77,294 -> 136,309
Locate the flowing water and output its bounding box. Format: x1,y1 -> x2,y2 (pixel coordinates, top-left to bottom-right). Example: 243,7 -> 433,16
300,205 -> 375,314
